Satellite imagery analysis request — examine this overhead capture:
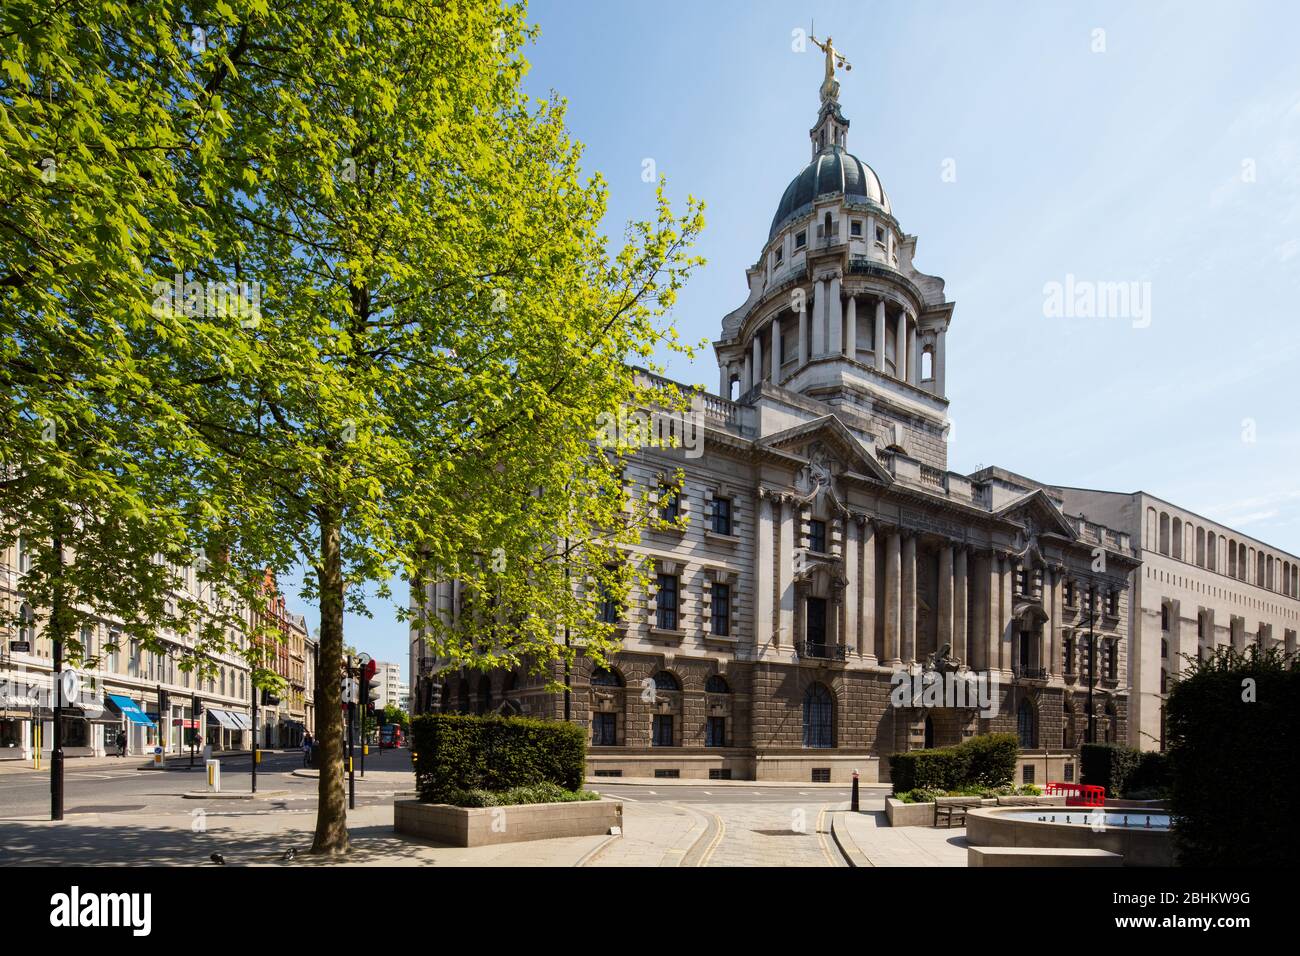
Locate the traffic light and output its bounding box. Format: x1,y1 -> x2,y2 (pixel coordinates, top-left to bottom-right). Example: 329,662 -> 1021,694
367,679 -> 382,713
261,688 -> 280,706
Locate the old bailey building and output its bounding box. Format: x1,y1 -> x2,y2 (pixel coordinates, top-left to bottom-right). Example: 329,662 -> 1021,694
410,49 -> 1147,785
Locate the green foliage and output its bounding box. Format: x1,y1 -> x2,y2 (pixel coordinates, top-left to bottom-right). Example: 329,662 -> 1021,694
442,782 -> 600,808
381,704 -> 409,729
888,733 -> 1019,794
1166,644 -> 1298,866
411,713 -> 587,804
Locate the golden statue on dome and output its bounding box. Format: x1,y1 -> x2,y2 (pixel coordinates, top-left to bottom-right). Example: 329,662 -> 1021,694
809,29 -> 851,102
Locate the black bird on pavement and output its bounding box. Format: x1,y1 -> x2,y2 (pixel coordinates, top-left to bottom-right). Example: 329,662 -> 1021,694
210,852 -> 225,865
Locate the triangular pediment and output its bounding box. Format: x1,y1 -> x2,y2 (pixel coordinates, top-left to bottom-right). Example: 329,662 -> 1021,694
757,415 -> 893,484
993,489 -> 1077,539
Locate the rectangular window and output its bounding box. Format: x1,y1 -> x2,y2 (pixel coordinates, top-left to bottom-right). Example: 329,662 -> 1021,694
773,246 -> 784,266
850,219 -> 862,237
1161,604 -> 1169,631
652,714 -> 674,747
1107,590 -> 1119,616
712,583 -> 730,636
655,574 -> 679,631
809,519 -> 827,554
598,576 -> 620,625
706,715 -> 726,747
708,768 -> 732,780
1064,580 -> 1076,606
1022,765 -> 1036,785
1107,639 -> 1118,680
658,484 -> 680,522
593,769 -> 622,778
875,226 -> 885,243
794,231 -> 806,249
591,712 -> 617,747
1064,763 -> 1075,782
811,768 -> 831,783
806,597 -> 827,653
711,497 -> 733,536
653,768 -> 680,778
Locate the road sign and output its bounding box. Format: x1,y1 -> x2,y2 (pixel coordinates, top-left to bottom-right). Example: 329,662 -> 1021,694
341,677 -> 358,704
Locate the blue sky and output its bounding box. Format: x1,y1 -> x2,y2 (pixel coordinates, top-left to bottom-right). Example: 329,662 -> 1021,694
310,0 -> 1300,674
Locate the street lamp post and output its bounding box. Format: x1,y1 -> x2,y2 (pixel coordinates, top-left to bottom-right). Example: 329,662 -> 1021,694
51,634 -> 64,821
190,692 -> 197,769
251,675 -> 258,794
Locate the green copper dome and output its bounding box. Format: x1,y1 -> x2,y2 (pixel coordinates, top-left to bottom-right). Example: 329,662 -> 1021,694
768,146 -> 889,241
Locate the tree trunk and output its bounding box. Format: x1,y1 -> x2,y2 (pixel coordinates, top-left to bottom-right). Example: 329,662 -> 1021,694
310,504 -> 350,855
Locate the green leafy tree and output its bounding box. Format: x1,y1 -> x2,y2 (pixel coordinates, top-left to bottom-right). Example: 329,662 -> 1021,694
0,2 -> 260,679
167,0 -> 703,855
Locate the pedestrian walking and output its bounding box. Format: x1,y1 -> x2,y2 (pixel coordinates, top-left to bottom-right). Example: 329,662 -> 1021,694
301,731 -> 314,768
115,729 -> 127,758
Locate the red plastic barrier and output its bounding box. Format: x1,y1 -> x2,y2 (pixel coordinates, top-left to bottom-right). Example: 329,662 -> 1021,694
1046,781 -> 1106,806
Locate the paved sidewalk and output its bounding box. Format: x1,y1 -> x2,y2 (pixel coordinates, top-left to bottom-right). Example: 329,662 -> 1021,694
582,801 -> 707,866
830,807 -> 968,866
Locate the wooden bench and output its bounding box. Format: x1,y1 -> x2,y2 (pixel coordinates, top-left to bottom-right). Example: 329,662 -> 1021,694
933,797 -> 982,827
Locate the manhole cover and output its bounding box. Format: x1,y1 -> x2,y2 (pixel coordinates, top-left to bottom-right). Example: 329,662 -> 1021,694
67,805 -> 148,814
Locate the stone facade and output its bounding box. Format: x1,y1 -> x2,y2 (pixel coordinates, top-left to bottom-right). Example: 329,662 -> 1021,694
411,70 -> 1142,784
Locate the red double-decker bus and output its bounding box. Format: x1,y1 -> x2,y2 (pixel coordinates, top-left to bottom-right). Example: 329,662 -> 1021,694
379,724 -> 404,749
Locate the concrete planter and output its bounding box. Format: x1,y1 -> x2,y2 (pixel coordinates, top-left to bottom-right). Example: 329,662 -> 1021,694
394,797 -> 622,847
885,797 -> 935,827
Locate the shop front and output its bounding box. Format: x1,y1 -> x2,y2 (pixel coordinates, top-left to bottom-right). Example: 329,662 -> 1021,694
206,708 -> 250,751
104,694 -> 158,756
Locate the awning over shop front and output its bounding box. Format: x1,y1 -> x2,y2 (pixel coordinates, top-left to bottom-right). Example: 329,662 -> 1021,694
228,712 -> 251,730
206,709 -> 240,730
106,695 -> 155,727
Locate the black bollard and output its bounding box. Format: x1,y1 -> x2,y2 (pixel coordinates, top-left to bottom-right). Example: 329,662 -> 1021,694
851,769 -> 860,812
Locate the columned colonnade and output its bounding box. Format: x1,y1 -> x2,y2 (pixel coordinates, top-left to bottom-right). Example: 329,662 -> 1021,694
753,492 -> 1063,675
719,275 -> 948,397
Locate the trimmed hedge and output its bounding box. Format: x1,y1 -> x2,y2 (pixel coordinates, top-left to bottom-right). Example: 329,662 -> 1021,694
1080,743 -> 1141,797
1166,645 -> 1298,866
411,713 -> 586,804
1081,743 -> 1172,798
888,733 -> 1019,794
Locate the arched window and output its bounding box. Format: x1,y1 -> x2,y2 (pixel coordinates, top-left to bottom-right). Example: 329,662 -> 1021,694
1207,532 -> 1216,571
1017,698 -> 1038,749
1171,517 -> 1182,560
802,683 -> 834,748
591,666 -> 624,687
650,670 -> 679,693
1158,513 -> 1170,555
920,347 -> 934,381
705,675 -> 730,694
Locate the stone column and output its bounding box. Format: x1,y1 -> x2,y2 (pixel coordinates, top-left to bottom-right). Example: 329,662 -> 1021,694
771,318 -> 782,383
874,300 -> 886,371
970,552 -> 987,671
1052,568 -> 1065,674
756,491 -> 774,646
884,529 -> 901,664
862,519 -> 877,664
752,334 -> 763,385
718,363 -> 728,397
798,299 -> 809,367
986,554 -> 1001,673
895,307 -> 907,382
901,533 -> 917,664
938,543 -> 954,654
908,324 -> 919,386
828,273 -> 842,356
1041,568 -> 1054,674
845,517 -> 860,655
777,496 -> 794,648
845,294 -> 857,359
956,546 -> 967,665
811,278 -> 826,356
741,351 -> 752,393
935,327 -> 947,395
1000,556 -> 1014,672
